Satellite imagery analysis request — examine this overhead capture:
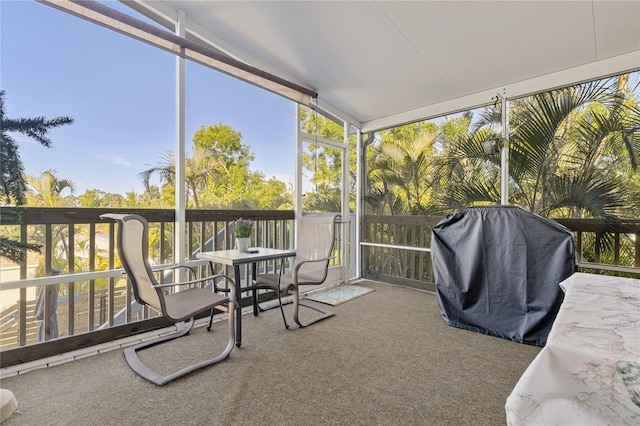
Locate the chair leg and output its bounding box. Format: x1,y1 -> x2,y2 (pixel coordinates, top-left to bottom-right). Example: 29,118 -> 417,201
208,274 -> 237,331
276,289 -> 290,329
206,273 -> 232,330
124,303 -> 235,385
207,307 -> 215,331
257,286 -> 334,329
292,287 -> 335,328
208,297 -> 240,331
251,287 -> 291,328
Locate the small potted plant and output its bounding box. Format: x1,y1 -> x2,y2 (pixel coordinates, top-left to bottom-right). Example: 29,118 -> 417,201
232,218 -> 254,252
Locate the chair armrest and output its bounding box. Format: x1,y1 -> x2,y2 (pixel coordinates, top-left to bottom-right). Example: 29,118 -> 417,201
153,273 -> 234,290
152,265 -> 197,282
292,257 -> 331,284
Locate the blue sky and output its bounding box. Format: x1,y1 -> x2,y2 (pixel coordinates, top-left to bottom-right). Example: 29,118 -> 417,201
1,1 -> 297,196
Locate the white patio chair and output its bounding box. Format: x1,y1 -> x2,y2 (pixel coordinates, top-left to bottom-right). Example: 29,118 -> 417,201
101,213 -> 236,385
256,213 -> 339,328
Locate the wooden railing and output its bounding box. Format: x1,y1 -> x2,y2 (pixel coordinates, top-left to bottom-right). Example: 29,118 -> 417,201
362,215 -> 441,292
362,215 -> 640,291
2,207 -> 638,367
0,208 -> 295,366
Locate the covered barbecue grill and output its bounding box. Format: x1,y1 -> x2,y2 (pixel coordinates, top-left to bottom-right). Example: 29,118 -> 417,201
431,206 -> 576,346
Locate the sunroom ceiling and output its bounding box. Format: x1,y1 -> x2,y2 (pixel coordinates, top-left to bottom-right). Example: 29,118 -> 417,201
124,0 -> 640,132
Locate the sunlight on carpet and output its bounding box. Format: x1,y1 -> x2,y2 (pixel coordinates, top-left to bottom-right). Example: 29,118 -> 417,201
305,285 -> 374,306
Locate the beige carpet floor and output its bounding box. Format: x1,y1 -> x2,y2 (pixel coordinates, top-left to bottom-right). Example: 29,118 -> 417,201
0,281 -> 540,425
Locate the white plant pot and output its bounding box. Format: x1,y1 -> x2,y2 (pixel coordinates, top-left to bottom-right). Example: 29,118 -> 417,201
235,237 -> 251,252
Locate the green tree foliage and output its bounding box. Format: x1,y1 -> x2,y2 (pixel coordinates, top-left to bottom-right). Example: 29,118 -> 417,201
510,77 -> 639,219
234,174 -> 293,210
22,169 -> 77,275
429,112 -> 502,212
0,90 -> 73,262
368,73 -> 640,253
299,108 -> 343,193
0,90 -> 74,206
77,189 -> 127,208
0,211 -> 41,264
193,122 -> 244,155
367,73 -> 639,223
437,75 -> 640,224
369,122 -> 439,214
140,146 -> 227,208
129,185 -> 165,208
141,122 -> 293,209
298,106 -> 358,213
25,169 -> 75,207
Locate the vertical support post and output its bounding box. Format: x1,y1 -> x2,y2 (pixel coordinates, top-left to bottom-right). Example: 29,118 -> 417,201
175,9 -> 187,280
635,232 -> 640,267
341,121 -> 350,283
19,223 -> 27,346
88,222 -> 95,331
67,224 -> 75,335
500,89 -> 510,205
355,129 -> 364,280
294,104 -> 303,243
577,232 -> 583,265
361,133 -> 375,280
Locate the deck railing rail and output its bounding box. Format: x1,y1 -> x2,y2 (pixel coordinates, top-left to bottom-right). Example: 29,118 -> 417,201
0,208 -> 296,365
1,208 -> 638,367
362,215 -> 640,292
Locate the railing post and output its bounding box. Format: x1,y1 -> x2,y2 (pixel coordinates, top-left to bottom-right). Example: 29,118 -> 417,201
635,232 -> 640,268
362,219 -> 370,277
576,232 -> 583,264
18,223 -> 28,346
40,269 -> 60,342
67,224 -> 75,336
88,222 -> 96,331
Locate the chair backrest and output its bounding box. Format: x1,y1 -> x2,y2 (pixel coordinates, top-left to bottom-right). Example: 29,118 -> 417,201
100,214 -> 162,312
294,213 -> 340,284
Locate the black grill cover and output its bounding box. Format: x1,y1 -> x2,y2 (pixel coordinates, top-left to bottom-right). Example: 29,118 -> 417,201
431,206 -> 575,346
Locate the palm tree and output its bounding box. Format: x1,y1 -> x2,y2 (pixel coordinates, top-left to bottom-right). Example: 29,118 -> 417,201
24,169 -> 76,273
367,123 -> 440,215
438,75 -> 639,221
139,146 -> 228,208
299,106 -> 360,213
0,90 -> 73,262
433,74 -> 640,253
1,91 -> 74,205
430,112 -> 502,211
25,169 -> 75,207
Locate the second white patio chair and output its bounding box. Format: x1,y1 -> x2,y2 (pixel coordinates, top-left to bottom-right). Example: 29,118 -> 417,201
256,213 -> 339,328
101,213 -> 236,386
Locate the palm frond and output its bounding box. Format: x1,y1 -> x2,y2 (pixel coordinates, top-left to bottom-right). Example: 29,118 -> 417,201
437,179 -> 501,212
544,173 -> 623,252
0,237 -> 41,263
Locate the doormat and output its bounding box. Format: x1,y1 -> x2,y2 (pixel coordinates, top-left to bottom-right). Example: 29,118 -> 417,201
305,285 -> 374,306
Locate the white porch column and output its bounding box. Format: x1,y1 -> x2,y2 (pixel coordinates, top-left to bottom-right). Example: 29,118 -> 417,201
294,105 -> 303,241
354,129 -> 364,280
500,91 -> 510,205
175,10 -> 186,275
341,121 -> 350,283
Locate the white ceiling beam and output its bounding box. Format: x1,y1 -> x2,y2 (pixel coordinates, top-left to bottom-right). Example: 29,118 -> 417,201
317,99 -> 362,130
37,0 -> 316,105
